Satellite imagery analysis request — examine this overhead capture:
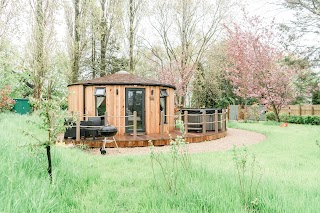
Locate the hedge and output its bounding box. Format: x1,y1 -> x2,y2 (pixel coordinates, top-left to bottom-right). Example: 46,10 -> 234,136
280,113 -> 320,125
266,111 -> 320,125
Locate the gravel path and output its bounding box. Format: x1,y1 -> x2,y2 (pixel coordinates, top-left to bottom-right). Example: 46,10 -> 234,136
89,128 -> 266,156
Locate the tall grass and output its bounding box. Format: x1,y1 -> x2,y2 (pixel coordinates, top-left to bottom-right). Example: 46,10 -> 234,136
0,113 -> 320,212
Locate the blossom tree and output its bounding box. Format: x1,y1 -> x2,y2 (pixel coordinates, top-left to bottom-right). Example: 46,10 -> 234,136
156,59 -> 194,107
225,17 -> 297,122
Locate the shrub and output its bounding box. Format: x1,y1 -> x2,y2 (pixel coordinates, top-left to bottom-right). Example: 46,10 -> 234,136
0,85 -> 15,112
249,103 -> 260,122
266,111 -> 276,121
287,115 -> 320,125
279,113 -> 290,122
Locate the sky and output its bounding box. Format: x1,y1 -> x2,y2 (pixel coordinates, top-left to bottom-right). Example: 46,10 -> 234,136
246,0 -> 294,23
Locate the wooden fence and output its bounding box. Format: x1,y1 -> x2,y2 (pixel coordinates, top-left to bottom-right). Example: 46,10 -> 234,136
228,105 -> 320,121
279,105 -> 320,116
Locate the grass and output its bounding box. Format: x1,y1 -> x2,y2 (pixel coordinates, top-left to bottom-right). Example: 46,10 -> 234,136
0,113 -> 320,212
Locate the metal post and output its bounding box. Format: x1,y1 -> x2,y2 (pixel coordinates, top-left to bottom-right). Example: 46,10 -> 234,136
76,112 -> 80,142
184,110 -> 188,135
104,111 -> 108,126
133,111 -> 137,137
202,111 -> 206,134
160,111 -> 164,139
222,109 -> 226,132
215,110 -> 218,134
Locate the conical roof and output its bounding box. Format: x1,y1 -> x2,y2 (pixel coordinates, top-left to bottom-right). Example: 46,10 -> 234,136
68,71 -> 176,89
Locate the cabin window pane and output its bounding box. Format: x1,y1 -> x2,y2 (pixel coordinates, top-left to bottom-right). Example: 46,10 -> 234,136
160,89 -> 168,97
94,88 -> 106,96
96,96 -> 106,116
160,89 -> 168,123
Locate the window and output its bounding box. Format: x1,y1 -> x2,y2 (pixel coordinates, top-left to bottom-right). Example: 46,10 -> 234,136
160,89 -> 168,97
94,88 -> 106,96
94,88 -> 106,116
160,89 -> 168,123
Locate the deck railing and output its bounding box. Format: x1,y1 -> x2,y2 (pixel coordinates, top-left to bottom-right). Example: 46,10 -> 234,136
66,112 -> 138,142
67,109 -> 227,141
160,109 -> 227,138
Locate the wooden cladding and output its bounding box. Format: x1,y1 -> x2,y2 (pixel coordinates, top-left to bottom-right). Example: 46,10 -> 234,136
68,84 -> 175,135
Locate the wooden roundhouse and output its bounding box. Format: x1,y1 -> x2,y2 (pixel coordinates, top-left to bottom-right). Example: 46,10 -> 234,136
68,71 -> 176,136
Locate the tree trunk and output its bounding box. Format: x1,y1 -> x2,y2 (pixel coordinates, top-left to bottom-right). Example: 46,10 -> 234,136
91,25 -> 96,79
33,0 -> 45,101
129,0 -> 134,73
100,32 -> 106,76
100,0 -> 107,77
72,0 -> 80,83
272,103 -> 280,122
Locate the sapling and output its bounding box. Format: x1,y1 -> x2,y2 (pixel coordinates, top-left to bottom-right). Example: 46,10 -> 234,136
232,145 -> 262,212
149,134 -> 191,194
24,97 -> 67,183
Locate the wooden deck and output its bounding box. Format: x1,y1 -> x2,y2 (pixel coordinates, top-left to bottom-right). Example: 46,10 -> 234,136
64,129 -> 228,148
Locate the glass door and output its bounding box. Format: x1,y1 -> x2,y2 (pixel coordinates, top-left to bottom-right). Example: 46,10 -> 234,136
125,88 -> 145,133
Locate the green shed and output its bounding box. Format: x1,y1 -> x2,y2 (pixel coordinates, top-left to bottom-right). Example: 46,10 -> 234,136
13,98 -> 31,115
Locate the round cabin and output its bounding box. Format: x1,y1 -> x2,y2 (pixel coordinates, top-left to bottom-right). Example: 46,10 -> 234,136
67,71 -> 176,136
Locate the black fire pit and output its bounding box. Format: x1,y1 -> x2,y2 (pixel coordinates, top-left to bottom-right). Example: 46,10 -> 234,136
100,125 -> 118,155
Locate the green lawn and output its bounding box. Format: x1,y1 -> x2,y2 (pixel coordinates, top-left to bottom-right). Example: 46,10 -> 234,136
1,113 -> 319,212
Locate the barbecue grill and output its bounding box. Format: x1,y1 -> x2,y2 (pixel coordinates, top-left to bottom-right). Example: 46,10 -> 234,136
100,125 -> 118,155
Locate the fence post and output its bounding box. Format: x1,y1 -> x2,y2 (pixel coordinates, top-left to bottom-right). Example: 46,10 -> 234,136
215,110 -> 218,134
311,106 -> 314,115
104,111 -> 108,126
133,111 -> 137,137
76,112 -> 80,142
288,106 -> 291,117
202,110 -> 206,134
299,105 -> 302,116
160,111 -> 164,139
184,110 -> 188,135
222,109 -> 226,132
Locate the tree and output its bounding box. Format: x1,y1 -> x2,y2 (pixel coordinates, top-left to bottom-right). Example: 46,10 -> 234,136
283,56 -> 319,104
64,0 -> 91,82
225,17 -> 297,122
191,45 -> 225,108
125,0 -> 143,73
97,0 -> 121,76
191,42 -> 238,108
72,0 -> 80,83
82,0 -> 122,78
281,0 -> 320,65
0,0 -> 21,43
29,0 -> 57,100
149,0 -> 236,107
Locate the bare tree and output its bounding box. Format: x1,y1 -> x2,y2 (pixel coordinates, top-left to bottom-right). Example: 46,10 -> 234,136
29,0 -> 56,100
64,0 -> 91,83
149,0 -> 236,106
0,0 -> 20,43
125,0 -> 143,73
97,0 -> 121,76
73,0 -> 80,83
281,0 -> 320,65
